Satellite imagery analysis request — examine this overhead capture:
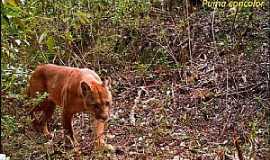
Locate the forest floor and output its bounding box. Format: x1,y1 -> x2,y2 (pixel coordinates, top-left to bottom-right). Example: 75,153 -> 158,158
2,54 -> 269,159
1,6 -> 270,160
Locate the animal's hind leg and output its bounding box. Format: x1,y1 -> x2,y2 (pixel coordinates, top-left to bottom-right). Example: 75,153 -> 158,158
31,100 -> 46,130
31,99 -> 56,138
41,101 -> 56,138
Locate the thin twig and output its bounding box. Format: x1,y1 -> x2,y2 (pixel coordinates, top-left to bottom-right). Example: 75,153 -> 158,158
233,132 -> 244,160
220,68 -> 230,137
129,87 -> 145,125
214,82 -> 265,98
226,68 -> 229,109
230,7 -> 239,34
171,82 -> 176,109
185,0 -> 192,63
211,9 -> 219,57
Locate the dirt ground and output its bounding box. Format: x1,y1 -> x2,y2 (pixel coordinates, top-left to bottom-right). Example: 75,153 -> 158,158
2,60 -> 269,159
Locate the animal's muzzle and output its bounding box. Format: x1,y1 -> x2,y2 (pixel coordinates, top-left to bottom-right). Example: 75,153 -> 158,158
96,113 -> 109,122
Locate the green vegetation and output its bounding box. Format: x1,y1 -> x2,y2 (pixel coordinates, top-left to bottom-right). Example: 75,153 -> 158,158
1,0 -> 269,159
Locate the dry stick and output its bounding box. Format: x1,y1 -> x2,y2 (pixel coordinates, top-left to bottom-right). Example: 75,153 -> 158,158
79,27 -> 84,55
226,69 -> 228,110
161,0 -> 164,11
53,52 -> 65,65
171,82 -> 176,109
72,52 -> 83,66
185,0 -> 193,63
249,137 -> 256,160
211,9 -> 219,57
220,68 -> 230,137
230,7 -> 239,34
78,29 -> 88,67
130,88 -> 144,126
233,133 -> 244,160
81,50 -> 88,66
52,54 -> 57,63
267,14 -> 270,146
58,55 -> 65,65
214,82 -> 265,99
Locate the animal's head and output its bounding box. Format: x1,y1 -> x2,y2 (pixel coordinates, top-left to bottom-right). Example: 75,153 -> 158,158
80,78 -> 112,121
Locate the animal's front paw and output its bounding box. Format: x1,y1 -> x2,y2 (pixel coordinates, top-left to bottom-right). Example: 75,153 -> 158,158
44,132 -> 53,139
95,143 -> 115,152
103,144 -> 115,152
64,135 -> 79,149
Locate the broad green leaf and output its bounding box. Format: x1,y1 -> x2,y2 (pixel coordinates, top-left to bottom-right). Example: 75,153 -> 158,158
76,11 -> 90,24
3,5 -> 21,18
3,0 -> 18,6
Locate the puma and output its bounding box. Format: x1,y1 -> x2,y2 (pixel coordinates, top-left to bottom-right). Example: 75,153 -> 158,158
27,64 -> 112,149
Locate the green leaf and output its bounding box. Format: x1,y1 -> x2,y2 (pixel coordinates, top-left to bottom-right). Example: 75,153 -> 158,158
65,31 -> 73,44
3,0 -> 18,7
47,36 -> 55,52
76,11 -> 90,24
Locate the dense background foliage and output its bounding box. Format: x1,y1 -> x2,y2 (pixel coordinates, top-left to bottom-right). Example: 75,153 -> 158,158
1,0 -> 269,159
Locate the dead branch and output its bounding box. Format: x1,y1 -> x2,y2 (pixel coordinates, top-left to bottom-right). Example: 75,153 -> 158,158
129,87 -> 145,125
233,133 -> 244,160
185,0 -> 192,63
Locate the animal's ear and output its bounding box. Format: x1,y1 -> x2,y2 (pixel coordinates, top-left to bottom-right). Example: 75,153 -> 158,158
103,77 -> 111,89
80,81 -> 91,97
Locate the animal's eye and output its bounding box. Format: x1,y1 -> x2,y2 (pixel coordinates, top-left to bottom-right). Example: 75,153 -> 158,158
105,102 -> 110,106
94,104 -> 99,109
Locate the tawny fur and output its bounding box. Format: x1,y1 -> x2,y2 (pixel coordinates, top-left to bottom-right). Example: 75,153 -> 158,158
28,64 -> 112,148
